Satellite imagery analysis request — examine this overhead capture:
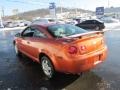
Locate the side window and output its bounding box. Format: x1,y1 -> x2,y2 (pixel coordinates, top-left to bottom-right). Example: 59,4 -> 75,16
87,20 -> 92,24
22,27 -> 34,37
93,20 -> 96,24
81,21 -> 86,24
33,28 -> 47,38
82,20 -> 91,24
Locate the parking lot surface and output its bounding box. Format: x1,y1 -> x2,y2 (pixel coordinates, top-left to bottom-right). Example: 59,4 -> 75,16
0,29 -> 120,90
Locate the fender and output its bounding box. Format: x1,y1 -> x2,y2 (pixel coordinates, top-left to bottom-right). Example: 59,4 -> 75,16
38,49 -> 60,71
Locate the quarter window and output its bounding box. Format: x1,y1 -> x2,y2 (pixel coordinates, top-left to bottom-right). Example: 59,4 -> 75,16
33,29 -> 47,38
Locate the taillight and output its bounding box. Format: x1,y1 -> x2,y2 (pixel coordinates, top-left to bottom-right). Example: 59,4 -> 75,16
68,46 -> 77,54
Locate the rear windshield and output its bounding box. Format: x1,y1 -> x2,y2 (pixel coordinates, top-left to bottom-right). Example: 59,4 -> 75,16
48,24 -> 87,38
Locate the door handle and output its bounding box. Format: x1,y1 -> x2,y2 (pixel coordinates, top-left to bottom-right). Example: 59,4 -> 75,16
27,41 -> 30,44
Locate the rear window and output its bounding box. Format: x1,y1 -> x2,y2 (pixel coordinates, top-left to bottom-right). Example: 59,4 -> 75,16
48,24 -> 87,38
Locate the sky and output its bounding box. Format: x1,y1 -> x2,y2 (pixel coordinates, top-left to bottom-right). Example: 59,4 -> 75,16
0,0 -> 120,16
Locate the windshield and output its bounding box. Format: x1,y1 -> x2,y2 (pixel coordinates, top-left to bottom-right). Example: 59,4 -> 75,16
48,24 -> 87,38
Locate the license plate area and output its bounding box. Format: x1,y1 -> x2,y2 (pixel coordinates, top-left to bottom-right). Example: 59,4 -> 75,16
94,61 -> 102,65
94,55 -> 101,65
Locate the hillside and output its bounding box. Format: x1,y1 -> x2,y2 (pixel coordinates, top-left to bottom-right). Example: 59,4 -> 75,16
105,7 -> 120,13
4,7 -> 93,20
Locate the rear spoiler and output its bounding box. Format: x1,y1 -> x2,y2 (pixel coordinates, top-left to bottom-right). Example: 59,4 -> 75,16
66,31 -> 104,38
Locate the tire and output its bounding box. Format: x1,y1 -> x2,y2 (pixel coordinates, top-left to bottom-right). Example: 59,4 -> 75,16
41,56 -> 55,79
14,44 -> 22,56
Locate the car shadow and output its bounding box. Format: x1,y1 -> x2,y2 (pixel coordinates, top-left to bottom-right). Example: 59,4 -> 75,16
14,54 -> 109,90
16,55 -> 80,90
1,53 -> 106,90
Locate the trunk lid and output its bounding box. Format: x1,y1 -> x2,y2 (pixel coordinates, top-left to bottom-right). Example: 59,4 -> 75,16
67,31 -> 104,54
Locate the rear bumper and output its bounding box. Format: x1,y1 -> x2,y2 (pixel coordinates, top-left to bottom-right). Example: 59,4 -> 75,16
55,46 -> 107,74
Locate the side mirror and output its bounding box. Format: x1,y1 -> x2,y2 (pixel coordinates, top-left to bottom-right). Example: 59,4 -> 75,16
15,33 -> 21,37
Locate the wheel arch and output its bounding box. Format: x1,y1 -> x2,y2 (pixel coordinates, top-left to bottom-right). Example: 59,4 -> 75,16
39,53 -> 50,62
39,52 -> 58,71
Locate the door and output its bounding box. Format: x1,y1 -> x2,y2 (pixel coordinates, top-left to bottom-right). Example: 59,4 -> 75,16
81,20 -> 95,29
29,27 -> 48,60
20,26 -> 48,61
21,26 -> 48,61
20,27 -> 35,56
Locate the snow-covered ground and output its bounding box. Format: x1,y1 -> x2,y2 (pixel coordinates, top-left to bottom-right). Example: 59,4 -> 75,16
105,22 -> 120,30
0,27 -> 26,31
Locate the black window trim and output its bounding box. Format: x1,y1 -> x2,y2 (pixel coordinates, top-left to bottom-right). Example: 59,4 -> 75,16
32,27 -> 48,38
21,26 -> 34,37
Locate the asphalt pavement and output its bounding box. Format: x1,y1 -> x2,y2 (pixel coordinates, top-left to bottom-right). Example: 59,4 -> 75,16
0,29 -> 120,90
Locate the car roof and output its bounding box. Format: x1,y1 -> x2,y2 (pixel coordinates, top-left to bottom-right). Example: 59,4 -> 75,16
84,19 -> 103,22
30,23 -> 57,29
84,20 -> 96,21
82,19 -> 103,23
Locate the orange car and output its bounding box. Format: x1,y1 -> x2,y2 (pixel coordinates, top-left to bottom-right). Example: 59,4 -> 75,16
13,24 -> 107,78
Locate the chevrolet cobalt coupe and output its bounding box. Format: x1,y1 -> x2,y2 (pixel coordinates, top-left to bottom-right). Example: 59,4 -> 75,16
13,24 -> 107,78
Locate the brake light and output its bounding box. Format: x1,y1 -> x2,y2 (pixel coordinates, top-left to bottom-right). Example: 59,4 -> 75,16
68,46 -> 77,54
